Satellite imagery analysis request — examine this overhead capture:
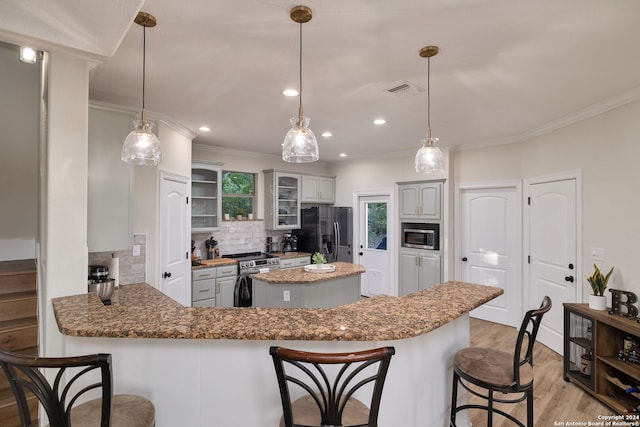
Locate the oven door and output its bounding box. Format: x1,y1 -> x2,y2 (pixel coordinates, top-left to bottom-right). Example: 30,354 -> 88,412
234,275 -> 252,307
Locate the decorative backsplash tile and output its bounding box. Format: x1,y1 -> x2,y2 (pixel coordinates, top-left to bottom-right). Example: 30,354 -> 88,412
192,220 -> 286,259
88,234 -> 146,285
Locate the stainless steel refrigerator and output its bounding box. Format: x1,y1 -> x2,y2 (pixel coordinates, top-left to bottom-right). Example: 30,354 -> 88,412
295,206 -> 353,262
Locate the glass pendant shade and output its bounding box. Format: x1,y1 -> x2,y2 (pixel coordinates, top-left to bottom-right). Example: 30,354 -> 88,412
121,119 -> 162,166
282,116 -> 319,163
415,137 -> 444,173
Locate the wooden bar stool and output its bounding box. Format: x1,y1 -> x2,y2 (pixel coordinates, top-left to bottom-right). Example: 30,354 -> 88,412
0,348 -> 155,427
450,296 -> 551,427
270,346 -> 395,427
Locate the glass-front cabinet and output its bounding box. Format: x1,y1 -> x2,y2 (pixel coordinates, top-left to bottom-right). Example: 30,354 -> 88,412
264,170 -> 300,230
191,163 -> 222,232
564,308 -> 595,390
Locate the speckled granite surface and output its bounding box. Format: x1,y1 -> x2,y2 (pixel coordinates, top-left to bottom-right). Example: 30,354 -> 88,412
52,281 -> 502,341
251,262 -> 364,284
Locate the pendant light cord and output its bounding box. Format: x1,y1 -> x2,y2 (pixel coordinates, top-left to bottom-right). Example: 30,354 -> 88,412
427,55 -> 431,132
298,21 -> 303,120
141,24 -> 147,120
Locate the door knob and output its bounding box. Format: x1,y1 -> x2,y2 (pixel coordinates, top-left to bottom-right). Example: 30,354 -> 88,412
568,263 -> 574,270
565,276 -> 574,283
462,257 -> 468,262
163,272 -> 172,279
359,252 -> 363,256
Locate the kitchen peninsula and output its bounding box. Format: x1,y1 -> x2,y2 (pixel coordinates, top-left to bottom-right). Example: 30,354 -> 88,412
52,281 -> 502,427
251,261 -> 364,308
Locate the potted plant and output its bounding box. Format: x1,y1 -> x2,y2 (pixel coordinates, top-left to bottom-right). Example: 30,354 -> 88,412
586,264 -> 614,310
312,252 -> 326,265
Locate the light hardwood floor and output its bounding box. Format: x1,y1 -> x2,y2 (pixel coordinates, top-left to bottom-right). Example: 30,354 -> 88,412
466,318 -> 614,427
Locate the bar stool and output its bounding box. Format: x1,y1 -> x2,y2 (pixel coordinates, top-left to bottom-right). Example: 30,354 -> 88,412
0,348 -> 155,427
270,346 -> 395,427
450,296 -> 551,427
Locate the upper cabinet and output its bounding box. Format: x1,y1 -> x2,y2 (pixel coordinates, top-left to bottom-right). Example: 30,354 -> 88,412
301,175 -> 335,204
88,106 -> 133,252
264,170 -> 300,230
191,163 -> 222,232
399,181 -> 443,220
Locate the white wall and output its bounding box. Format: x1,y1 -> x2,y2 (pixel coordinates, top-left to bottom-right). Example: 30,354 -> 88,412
0,41 -> 39,260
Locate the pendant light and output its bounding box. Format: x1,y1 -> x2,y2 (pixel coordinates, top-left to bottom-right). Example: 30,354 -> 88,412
282,5 -> 319,163
415,45 -> 444,174
121,12 -> 162,166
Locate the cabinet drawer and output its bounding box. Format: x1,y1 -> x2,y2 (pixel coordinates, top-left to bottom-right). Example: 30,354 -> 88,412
193,268 -> 217,281
216,265 -> 237,277
192,279 -> 216,301
192,297 -> 216,308
294,257 -> 310,267
280,259 -> 296,269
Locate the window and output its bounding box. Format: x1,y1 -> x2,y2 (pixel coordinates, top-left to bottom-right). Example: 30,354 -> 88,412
222,171 -> 255,218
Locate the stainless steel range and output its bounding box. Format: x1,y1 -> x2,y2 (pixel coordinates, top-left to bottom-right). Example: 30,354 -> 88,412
222,252 -> 280,307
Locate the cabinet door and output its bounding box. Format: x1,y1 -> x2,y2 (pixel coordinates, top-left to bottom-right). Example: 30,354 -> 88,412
216,276 -> 236,307
275,173 -> 301,229
418,183 -> 441,220
301,176 -> 320,202
318,177 -> 335,204
399,251 -> 419,296
192,163 -> 222,232
399,186 -> 420,219
419,253 -> 441,290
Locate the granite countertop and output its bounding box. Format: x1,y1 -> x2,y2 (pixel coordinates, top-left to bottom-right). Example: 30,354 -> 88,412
52,281 -> 502,341
251,262 -> 364,284
270,252 -> 311,260
191,258 -> 237,270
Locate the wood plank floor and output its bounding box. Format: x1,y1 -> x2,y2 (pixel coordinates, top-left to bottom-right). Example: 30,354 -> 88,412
466,318 -> 614,427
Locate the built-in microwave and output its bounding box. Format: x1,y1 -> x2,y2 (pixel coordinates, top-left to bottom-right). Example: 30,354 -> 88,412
401,223 -> 439,250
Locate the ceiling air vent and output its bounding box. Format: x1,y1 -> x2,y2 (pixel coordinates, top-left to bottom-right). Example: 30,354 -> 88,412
384,80 -> 424,98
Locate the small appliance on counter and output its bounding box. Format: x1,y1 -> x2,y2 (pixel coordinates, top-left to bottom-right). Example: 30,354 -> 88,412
282,234 -> 297,252
88,265 -> 109,283
205,237 -> 219,259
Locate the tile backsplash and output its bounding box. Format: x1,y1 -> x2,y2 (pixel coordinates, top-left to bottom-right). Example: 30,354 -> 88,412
88,234 -> 146,285
192,220 -> 286,258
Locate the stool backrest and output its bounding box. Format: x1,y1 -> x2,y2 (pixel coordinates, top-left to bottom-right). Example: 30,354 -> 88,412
270,346 -> 395,427
0,348 -> 112,427
513,296 -> 552,389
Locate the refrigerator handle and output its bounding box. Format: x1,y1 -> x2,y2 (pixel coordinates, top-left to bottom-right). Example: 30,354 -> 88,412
334,221 -> 339,261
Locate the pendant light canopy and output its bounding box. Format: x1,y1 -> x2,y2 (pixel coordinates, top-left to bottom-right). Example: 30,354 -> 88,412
415,45 -> 444,174
121,12 -> 162,166
282,5 -> 319,163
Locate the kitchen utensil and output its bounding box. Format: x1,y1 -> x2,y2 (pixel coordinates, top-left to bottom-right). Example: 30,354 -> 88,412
89,279 -> 115,303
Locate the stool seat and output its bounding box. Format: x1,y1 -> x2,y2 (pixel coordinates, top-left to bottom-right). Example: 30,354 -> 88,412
454,347 -> 533,388
70,394 -> 156,427
279,395 -> 368,427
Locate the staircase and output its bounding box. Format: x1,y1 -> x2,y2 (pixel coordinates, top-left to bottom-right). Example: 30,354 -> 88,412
0,259 -> 38,426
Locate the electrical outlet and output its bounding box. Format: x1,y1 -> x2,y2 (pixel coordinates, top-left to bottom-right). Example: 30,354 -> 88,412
132,244 -> 141,257
283,290 -> 290,302
590,247 -> 605,261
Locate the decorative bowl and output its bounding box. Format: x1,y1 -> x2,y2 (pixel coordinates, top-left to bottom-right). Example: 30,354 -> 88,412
304,264 -> 336,274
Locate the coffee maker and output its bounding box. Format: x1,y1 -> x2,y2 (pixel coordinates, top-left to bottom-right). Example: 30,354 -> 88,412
282,234 -> 298,252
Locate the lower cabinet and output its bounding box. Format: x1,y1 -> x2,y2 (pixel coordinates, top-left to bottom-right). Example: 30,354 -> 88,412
192,265 -> 237,307
279,256 -> 311,269
564,303 -> 640,414
399,249 -> 441,296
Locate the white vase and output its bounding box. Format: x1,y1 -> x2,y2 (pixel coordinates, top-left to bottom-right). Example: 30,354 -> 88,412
589,294 -> 607,311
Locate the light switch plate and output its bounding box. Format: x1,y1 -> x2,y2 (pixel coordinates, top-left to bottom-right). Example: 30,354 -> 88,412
283,290 -> 290,302
590,247 -> 605,261
132,244 -> 141,257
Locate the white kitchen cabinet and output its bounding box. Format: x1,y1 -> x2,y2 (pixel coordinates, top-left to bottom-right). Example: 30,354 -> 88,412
399,181 -> 442,220
398,249 -> 441,296
301,175 -> 335,204
88,105 -> 133,252
279,255 -> 311,269
192,268 -> 217,307
215,264 -> 237,307
264,170 -> 301,230
191,162 -> 222,232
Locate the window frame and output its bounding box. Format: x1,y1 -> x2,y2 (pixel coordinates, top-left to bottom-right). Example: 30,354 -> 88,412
221,170 -> 256,218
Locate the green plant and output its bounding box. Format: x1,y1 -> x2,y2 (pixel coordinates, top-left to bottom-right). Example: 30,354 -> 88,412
312,252 -> 326,265
586,264 -> 614,296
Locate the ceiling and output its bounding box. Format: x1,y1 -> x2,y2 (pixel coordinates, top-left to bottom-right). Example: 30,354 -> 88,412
4,1 -> 640,163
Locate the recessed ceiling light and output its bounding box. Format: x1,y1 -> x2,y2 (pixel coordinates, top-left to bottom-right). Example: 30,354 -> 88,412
322,131 -> 332,138
20,47 -> 36,64
282,88 -> 299,97
339,153 -> 347,157
373,118 -> 386,125
199,126 -> 211,132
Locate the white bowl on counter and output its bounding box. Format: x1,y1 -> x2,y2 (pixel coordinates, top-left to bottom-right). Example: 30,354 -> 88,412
304,264 -> 336,274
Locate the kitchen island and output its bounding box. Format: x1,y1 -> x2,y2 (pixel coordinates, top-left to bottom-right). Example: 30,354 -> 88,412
251,261 -> 364,308
52,281 -> 502,427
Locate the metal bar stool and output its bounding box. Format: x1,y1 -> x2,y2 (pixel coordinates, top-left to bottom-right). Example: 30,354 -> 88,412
450,296 -> 552,427
0,347 -> 155,427
270,346 -> 395,427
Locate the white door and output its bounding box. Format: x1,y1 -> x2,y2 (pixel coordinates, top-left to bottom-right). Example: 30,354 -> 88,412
159,173 -> 191,305
457,184 -> 521,327
527,177 -> 578,354
356,194 -> 393,297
